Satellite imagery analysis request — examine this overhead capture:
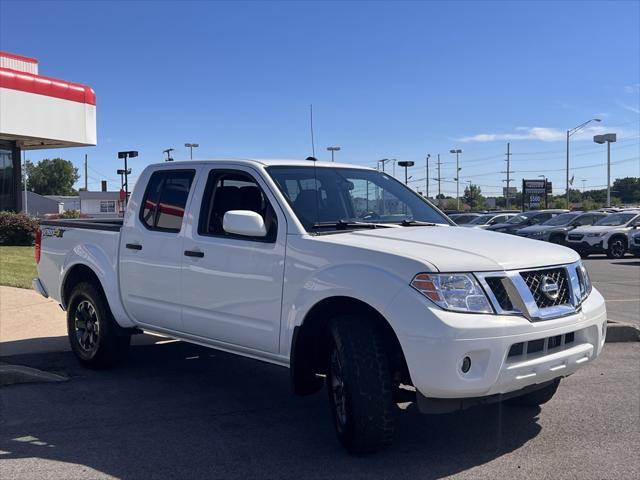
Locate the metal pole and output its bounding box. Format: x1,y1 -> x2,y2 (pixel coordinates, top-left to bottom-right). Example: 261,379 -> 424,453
437,154 -> 441,198
566,130 -> 570,209
456,151 -> 460,210
506,142 -> 511,209
84,154 -> 88,191
426,155 -> 430,198
607,141 -> 611,207
124,155 -> 129,204
189,146 -> 193,160
404,165 -> 408,185
330,150 -> 334,162
23,150 -> 28,214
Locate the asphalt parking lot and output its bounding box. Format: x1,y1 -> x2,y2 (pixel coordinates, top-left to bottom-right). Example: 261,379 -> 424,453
0,341 -> 638,480
0,256 -> 637,480
583,256 -> 640,327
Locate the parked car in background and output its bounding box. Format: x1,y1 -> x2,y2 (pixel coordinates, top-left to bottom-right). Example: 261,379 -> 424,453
516,212 -> 608,244
448,212 -> 482,225
485,209 -> 569,235
463,212 -> 517,229
629,229 -> 640,257
565,210 -> 640,258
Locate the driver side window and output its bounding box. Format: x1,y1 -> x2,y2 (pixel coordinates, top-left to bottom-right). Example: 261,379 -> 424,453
198,170 -> 277,242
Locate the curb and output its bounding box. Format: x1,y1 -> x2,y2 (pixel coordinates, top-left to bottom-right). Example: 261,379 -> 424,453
0,363 -> 68,386
605,321 -> 640,343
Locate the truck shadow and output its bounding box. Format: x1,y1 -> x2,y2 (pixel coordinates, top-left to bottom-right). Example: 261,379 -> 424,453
0,340 -> 542,479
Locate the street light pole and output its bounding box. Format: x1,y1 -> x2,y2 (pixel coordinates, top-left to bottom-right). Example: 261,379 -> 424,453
566,118 -> 600,209
185,143 -> 199,160
326,146 -> 341,162
117,151 -> 138,204
449,149 -> 463,210
594,133 -> 616,207
425,154 -> 431,198
397,161 -> 415,185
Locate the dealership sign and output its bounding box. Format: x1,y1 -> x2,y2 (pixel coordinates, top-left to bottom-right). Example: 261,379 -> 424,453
522,179 -> 551,210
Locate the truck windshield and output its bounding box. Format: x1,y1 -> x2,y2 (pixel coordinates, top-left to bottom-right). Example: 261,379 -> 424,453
267,166 -> 450,231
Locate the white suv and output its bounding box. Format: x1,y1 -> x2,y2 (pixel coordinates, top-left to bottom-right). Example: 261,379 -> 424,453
566,210 -> 640,258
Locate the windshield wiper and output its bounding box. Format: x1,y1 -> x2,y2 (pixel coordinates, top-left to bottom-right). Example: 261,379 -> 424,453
399,219 -> 438,227
311,220 -> 393,230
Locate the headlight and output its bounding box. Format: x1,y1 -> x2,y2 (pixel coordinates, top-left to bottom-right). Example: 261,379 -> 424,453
411,273 -> 493,313
586,232 -> 603,237
576,262 -> 592,301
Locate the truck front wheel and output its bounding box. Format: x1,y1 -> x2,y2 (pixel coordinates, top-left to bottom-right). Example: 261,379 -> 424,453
67,282 -> 130,369
328,316 -> 397,454
506,379 -> 560,407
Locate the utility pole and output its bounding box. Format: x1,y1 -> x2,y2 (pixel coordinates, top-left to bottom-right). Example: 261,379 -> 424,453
502,142 -> 515,209
436,154 -> 442,199
84,154 -> 88,191
449,149 -> 463,210
425,154 -> 431,198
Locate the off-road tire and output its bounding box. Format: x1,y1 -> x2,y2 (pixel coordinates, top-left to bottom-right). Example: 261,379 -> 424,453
327,316 -> 397,454
506,379 -> 560,407
606,237 -> 627,259
67,282 -> 131,369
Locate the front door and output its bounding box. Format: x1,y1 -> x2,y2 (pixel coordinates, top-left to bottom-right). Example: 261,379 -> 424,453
180,167 -> 286,354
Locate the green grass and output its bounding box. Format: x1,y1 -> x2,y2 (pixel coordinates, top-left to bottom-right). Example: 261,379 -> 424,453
0,246 -> 36,289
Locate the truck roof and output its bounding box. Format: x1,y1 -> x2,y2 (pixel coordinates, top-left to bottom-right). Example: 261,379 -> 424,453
147,158 -> 375,170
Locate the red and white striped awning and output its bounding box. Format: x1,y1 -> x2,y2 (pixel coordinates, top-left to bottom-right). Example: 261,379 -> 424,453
0,51 -> 96,149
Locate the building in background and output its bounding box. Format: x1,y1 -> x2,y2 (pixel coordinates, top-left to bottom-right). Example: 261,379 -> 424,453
79,191 -> 120,217
21,191 -> 62,217
0,51 -> 96,212
44,195 -> 81,212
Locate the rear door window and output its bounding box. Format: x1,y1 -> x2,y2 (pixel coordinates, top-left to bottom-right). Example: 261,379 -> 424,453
140,170 -> 195,232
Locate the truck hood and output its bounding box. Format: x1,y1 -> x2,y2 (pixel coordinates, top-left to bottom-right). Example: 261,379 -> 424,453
317,226 -> 579,272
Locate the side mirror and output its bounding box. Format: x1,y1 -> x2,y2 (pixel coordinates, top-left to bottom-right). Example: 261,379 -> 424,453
223,210 -> 267,238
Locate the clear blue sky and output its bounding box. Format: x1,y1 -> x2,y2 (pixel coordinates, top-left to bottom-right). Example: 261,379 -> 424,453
1,0 -> 638,197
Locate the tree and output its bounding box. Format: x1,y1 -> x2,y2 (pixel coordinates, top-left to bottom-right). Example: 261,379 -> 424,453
462,184 -> 484,209
26,158 -> 79,196
612,177 -> 640,204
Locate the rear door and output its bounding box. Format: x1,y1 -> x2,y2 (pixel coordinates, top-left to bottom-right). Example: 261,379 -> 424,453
119,168 -> 197,331
180,166 -> 286,353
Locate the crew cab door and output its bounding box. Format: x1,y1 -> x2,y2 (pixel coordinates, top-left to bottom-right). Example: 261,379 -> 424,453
180,166 -> 286,353
119,168 -> 197,331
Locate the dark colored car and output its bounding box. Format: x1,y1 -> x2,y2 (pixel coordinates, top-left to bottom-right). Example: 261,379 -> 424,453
448,213 -> 482,225
516,212 -> 608,244
485,209 -> 569,235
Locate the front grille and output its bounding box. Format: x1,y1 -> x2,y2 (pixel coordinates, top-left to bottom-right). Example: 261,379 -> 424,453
507,331 -> 576,360
485,277 -> 514,311
567,233 -> 583,241
520,268 -> 570,308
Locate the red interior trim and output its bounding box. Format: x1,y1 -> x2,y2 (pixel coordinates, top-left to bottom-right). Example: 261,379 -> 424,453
0,68 -> 95,105
0,51 -> 38,64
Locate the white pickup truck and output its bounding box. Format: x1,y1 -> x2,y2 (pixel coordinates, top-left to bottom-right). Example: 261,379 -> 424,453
34,159 -> 607,453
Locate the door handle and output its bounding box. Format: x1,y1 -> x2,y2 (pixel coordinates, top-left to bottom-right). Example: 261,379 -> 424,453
184,250 -> 204,258
126,243 -> 142,250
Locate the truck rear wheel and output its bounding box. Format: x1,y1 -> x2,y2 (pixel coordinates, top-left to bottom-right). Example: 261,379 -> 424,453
506,379 -> 560,407
67,282 -> 130,369
327,316 -> 396,454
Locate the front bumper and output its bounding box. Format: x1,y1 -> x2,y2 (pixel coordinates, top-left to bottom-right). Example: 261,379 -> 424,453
385,286 -> 606,402
566,239 -> 605,253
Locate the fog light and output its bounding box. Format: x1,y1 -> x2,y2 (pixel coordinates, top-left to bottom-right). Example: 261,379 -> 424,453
461,356 -> 471,373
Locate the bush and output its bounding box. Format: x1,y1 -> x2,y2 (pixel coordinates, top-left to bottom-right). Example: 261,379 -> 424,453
61,209 -> 81,219
0,211 -> 39,245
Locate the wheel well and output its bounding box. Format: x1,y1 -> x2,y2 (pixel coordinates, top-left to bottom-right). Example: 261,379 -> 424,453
290,296 -> 411,396
62,264 -> 104,309
609,234 -> 627,245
